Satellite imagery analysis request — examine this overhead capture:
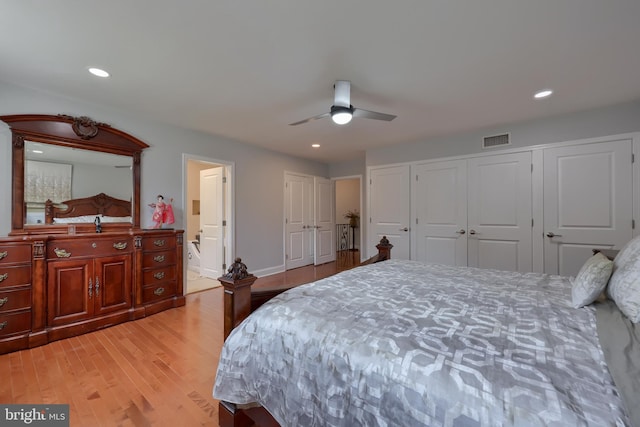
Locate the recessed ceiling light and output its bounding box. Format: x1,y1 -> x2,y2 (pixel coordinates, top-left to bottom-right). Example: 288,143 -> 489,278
31,150 -> 43,154
311,144 -> 320,148
534,89 -> 553,99
88,67 -> 110,78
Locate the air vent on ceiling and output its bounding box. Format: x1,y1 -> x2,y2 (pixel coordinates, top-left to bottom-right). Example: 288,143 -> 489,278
483,133 -> 510,149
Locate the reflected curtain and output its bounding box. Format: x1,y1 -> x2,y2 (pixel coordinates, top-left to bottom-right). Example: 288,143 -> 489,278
25,160 -> 72,204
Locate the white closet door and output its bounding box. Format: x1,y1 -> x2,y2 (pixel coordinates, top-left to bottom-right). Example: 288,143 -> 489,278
413,160 -> 467,266
314,177 -> 336,265
467,152 -> 533,272
285,173 -> 314,269
543,139 -> 633,276
369,165 -> 411,259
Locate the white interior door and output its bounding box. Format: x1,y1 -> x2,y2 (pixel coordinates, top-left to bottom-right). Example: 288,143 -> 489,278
199,167 -> 224,278
414,160 -> 467,266
467,152 -> 532,272
314,177 -> 336,265
285,173 -> 314,269
369,165 -> 411,259
543,139 -> 633,276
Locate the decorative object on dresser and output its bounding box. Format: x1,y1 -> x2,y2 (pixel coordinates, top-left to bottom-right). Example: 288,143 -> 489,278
0,114 -> 185,355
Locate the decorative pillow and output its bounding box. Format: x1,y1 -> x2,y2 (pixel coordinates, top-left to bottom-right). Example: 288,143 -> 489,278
571,252 -> 613,308
607,235 -> 640,322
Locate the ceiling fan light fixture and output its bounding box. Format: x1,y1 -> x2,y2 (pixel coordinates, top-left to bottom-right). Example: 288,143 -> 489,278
331,106 -> 353,125
88,67 -> 110,78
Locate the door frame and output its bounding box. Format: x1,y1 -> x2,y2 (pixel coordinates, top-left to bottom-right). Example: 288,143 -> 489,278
332,175 -> 363,260
182,154 -> 235,282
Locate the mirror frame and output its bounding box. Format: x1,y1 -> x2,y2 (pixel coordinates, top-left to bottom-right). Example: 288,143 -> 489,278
1,114 -> 148,234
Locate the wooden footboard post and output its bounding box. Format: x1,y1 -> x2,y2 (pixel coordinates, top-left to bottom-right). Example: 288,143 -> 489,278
361,236 -> 394,265
376,236 -> 393,261
218,258 -> 257,340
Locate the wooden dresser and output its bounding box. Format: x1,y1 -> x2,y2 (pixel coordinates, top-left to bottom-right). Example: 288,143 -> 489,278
0,238 -> 35,353
0,230 -> 184,354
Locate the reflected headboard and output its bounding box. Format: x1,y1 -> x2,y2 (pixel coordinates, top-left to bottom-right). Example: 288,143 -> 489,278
44,193 -> 131,224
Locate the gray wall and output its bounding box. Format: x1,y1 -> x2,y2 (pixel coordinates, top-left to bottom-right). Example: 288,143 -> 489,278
366,100 -> 640,166
0,81 -> 328,272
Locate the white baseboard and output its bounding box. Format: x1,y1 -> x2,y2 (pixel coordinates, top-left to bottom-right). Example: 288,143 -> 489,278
252,264 -> 285,278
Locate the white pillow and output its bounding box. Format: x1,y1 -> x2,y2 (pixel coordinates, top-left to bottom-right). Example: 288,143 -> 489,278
607,235 -> 640,322
100,215 -> 132,223
53,215 -> 100,224
571,252 -> 613,308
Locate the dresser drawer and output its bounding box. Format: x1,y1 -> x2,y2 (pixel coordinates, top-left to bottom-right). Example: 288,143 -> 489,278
47,238 -> 133,259
143,282 -> 176,303
0,244 -> 31,265
142,236 -> 176,251
0,288 -> 31,312
0,265 -> 31,289
142,266 -> 176,285
0,310 -> 31,337
142,250 -> 176,268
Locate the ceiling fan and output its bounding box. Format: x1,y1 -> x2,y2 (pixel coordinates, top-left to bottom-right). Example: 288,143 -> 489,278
289,80 -> 397,126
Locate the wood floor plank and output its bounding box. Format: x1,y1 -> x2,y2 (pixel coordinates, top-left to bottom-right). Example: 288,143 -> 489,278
0,253 -> 358,426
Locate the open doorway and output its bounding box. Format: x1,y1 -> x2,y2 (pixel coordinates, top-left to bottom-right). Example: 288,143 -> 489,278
183,154 -> 234,294
334,175 -> 362,265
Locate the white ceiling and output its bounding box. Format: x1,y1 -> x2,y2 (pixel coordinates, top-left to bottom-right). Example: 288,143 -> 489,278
2,1 -> 640,163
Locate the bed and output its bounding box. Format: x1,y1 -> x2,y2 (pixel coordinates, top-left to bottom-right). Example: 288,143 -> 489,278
213,238 -> 639,426
43,192 -> 132,224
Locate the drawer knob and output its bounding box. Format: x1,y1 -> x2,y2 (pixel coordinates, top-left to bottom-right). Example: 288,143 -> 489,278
154,271 -> 165,280
113,242 -> 128,250
0,321 -> 7,330
0,273 -> 7,282
0,297 -> 8,307
154,239 -> 166,247
0,251 -> 7,260
153,255 -> 165,263
154,287 -> 165,296
54,248 -> 71,258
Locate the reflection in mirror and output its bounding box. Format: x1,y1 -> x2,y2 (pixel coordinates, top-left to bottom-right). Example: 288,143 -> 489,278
24,141 -> 133,225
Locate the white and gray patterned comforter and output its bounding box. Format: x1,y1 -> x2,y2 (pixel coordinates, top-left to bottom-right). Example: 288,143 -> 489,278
213,259 -> 629,426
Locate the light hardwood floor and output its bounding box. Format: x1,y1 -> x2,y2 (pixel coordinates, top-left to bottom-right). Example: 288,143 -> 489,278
0,251 -> 360,427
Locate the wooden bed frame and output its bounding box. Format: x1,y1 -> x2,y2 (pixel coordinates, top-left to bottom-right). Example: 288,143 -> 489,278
44,192 -> 131,224
217,237 -> 393,427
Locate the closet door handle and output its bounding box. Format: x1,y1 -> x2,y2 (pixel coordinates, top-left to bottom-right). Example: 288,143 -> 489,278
399,227 -> 409,232
546,232 -> 562,238
469,229 -> 477,235
455,229 -> 466,235
95,277 -> 100,296
88,278 -> 93,298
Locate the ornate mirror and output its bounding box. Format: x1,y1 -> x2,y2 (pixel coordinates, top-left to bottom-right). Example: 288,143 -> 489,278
2,114 -> 148,234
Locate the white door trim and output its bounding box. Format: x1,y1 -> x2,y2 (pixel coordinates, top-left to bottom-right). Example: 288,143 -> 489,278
182,153 -> 235,280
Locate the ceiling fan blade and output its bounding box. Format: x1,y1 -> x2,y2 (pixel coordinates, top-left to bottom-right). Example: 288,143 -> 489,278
289,112 -> 330,126
353,108 -> 397,122
333,80 -> 351,108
